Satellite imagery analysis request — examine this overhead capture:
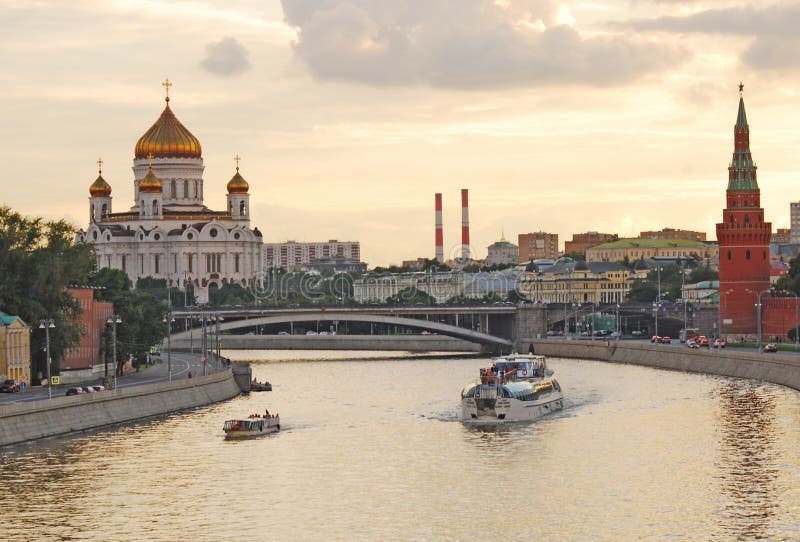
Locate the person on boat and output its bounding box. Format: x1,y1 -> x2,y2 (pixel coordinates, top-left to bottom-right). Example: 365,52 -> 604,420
265,409 -> 270,417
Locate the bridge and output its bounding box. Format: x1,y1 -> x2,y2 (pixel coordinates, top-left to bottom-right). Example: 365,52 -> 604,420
170,306 -> 517,352
167,302 -> 720,353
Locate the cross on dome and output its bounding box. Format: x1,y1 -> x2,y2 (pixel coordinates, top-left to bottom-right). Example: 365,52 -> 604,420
739,82 -> 744,94
163,78 -> 172,102
234,154 -> 241,171
97,158 -> 103,174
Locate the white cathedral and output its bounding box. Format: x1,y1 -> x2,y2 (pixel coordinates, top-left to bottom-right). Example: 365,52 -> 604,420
77,82 -> 264,304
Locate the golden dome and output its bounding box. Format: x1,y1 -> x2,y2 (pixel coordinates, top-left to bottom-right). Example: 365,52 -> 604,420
227,168 -> 249,194
139,167 -> 163,193
134,98 -> 202,159
89,174 -> 112,197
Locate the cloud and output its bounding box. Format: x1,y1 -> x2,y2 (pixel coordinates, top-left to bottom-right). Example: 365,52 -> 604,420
280,0 -> 688,88
200,36 -> 252,76
618,3 -> 800,70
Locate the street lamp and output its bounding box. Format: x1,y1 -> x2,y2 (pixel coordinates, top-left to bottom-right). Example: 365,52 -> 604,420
718,289 -> 733,341
746,289 -> 771,351
38,319 -> 55,399
215,315 -> 224,368
655,266 -> 663,338
106,315 -> 121,390
163,313 -> 175,381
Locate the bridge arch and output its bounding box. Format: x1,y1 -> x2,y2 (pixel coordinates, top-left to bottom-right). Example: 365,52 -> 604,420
171,313 -> 512,348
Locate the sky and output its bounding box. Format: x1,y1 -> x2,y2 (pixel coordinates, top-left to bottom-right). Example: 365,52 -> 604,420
2,0 -> 800,266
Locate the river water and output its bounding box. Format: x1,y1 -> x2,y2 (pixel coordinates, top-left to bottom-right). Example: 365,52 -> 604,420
1,351 -> 799,541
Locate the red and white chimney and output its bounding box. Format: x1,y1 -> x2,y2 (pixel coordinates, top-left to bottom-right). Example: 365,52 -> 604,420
435,193 -> 444,262
461,188 -> 470,260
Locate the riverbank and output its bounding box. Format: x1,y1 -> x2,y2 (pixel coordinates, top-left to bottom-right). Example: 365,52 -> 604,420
533,339 -> 800,392
0,365 -> 249,447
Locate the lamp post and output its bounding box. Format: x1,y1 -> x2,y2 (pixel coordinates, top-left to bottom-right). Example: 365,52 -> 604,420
163,313 -> 175,381
563,266 -> 573,337
746,289 -> 771,351
38,319 -> 55,399
655,266 -> 663,338
215,315 -> 223,368
718,289 -> 733,341
106,315 -> 121,390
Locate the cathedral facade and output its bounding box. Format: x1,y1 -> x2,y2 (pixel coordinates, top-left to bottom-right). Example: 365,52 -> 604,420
77,84 -> 264,304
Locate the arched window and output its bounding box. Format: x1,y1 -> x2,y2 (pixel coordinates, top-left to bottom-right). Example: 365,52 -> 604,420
184,180 -> 189,198
240,201 -> 246,216
171,180 -> 176,198
729,215 -> 734,224
727,250 -> 732,260
746,250 -> 751,260
763,251 -> 767,260
744,214 -> 750,223
101,203 -> 108,216
91,204 -> 95,217
152,200 -> 159,215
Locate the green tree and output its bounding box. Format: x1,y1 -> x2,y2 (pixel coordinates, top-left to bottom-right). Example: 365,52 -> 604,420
0,206 -> 95,375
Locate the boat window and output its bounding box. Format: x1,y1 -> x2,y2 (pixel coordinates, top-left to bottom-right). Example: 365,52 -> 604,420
461,385 -> 478,398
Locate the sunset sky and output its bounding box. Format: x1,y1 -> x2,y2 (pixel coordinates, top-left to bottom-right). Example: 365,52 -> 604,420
3,0 -> 800,266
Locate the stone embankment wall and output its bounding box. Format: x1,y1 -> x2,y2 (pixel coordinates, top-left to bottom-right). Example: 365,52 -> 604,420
0,366 -> 250,447
533,340 -> 800,392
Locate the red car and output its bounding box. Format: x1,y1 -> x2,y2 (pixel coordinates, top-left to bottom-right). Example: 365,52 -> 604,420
651,335 -> 661,343
0,379 -> 20,393
697,336 -> 710,347
659,336 -> 672,344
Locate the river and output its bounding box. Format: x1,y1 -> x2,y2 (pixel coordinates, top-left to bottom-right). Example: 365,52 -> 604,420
1,351 -> 799,541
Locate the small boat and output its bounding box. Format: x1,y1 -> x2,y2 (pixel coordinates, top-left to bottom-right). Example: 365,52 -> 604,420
461,354 -> 563,423
223,413 -> 280,439
250,379 -> 272,392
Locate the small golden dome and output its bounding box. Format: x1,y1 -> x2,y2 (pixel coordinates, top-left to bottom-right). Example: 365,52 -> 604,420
134,98 -> 202,159
139,167 -> 163,193
227,168 -> 249,194
89,174 -> 112,197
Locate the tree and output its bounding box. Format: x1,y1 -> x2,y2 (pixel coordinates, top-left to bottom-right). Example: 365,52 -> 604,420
386,287 -> 436,305
0,206 -> 95,375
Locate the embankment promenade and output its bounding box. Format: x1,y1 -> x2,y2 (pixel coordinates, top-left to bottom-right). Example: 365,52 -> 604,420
0,365 -> 250,447
533,339 -> 800,392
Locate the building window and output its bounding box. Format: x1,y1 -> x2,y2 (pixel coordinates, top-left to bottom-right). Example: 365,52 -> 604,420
240,201 -> 246,216
746,250 -> 751,260
188,254 -> 194,273
140,254 -> 144,273
184,180 -> 189,198
235,254 -> 240,273
210,229 -> 218,238
122,255 -> 127,271
154,254 -> 160,274
727,250 -> 732,260
171,180 -> 176,198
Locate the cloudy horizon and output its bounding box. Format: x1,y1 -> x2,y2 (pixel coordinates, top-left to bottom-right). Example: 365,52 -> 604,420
2,0 -> 800,266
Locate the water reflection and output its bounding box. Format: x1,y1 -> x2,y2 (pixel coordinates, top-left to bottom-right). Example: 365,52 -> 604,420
714,380 -> 779,541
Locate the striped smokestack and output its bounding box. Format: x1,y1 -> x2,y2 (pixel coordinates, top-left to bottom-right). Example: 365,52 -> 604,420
435,193 -> 444,262
461,188 -> 470,260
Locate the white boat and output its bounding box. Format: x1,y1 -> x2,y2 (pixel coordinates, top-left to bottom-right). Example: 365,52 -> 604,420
223,413 -> 280,439
461,354 -> 563,423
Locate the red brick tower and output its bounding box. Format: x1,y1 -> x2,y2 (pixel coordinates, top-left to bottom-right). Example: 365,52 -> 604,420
716,84 -> 772,338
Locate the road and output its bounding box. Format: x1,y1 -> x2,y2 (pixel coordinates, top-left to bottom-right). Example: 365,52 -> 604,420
0,351 -> 224,405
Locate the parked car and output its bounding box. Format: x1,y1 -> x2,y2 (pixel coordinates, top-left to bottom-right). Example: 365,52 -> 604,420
659,336 -> 672,344
306,331 -> 318,335
687,339 -> 699,348
763,343 -> 778,353
631,330 -> 643,336
65,387 -> 84,396
697,336 -> 710,347
651,335 -> 661,343
81,386 -> 96,393
91,385 -> 105,392
713,338 -> 727,348
0,379 -> 20,393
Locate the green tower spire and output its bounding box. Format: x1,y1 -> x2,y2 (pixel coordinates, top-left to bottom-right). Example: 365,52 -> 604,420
727,83 -> 758,191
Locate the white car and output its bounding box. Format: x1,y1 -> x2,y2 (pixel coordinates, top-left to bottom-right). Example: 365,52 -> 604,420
306,331 -> 318,335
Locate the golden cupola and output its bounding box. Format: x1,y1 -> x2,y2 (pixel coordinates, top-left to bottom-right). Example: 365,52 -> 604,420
134,96 -> 202,159
139,167 -> 163,193
227,167 -> 249,194
89,174 -> 112,197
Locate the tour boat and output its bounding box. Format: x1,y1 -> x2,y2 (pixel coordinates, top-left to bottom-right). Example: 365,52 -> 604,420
223,413 -> 280,439
461,354 -> 563,423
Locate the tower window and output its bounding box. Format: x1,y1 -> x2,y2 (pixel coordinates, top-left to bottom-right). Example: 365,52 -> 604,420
152,201 -> 158,215
744,214 -> 750,223
746,250 -> 751,260
171,180 -> 176,198
727,250 -> 732,260
184,180 -> 189,198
